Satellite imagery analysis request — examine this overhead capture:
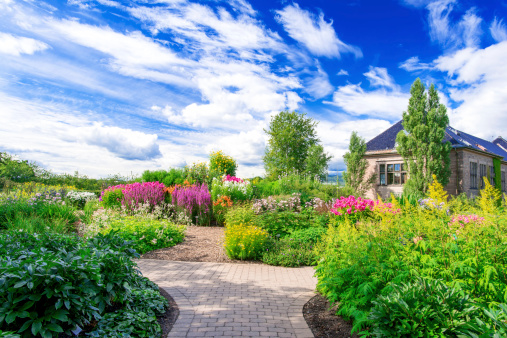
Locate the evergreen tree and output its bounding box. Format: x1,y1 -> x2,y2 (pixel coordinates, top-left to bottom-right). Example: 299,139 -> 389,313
343,131 -> 376,196
396,78 -> 451,194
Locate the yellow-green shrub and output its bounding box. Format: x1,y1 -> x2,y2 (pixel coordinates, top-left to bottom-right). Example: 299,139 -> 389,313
316,209 -> 507,333
224,223 -> 268,260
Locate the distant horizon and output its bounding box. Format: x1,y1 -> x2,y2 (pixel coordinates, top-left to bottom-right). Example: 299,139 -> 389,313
1,0 -> 506,179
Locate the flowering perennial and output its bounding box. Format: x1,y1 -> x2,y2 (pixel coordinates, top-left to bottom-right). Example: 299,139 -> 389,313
448,214 -> 485,228
330,196 -> 375,216
223,175 -> 244,183
211,175 -> 253,202
100,182 -> 165,212
252,194 -> 301,214
171,184 -> 211,224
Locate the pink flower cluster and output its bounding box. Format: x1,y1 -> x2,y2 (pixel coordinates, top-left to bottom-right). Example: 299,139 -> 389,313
171,184 -> 211,215
122,182 -> 165,210
448,214 -> 485,227
223,175 -> 244,183
100,182 -> 165,211
330,196 -> 375,216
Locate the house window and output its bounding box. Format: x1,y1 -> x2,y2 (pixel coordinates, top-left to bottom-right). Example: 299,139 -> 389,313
490,166 -> 495,186
379,164 -> 386,185
380,163 -> 406,185
479,164 -> 487,188
502,171 -> 506,192
470,162 -> 478,189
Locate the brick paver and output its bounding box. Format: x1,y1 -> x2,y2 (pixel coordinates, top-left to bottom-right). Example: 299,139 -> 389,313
138,259 -> 317,338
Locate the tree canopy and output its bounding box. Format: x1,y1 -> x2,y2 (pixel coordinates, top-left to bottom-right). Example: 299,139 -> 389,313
396,78 -> 451,195
343,131 -> 376,196
263,111 -> 331,179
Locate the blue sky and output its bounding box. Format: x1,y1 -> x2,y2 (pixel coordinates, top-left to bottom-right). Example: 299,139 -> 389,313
1,0 -> 507,178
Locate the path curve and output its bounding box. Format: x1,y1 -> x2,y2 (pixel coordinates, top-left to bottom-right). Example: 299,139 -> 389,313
138,259 -> 317,338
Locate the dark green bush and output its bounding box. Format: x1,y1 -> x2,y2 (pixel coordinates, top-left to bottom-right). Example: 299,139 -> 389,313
368,278 -> 480,337
0,231 -> 164,337
87,309 -> 161,338
257,209 -> 316,237
141,169 -> 185,186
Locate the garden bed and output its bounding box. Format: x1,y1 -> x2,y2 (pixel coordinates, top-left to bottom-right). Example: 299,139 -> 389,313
158,287 -> 179,337
304,295 -> 358,338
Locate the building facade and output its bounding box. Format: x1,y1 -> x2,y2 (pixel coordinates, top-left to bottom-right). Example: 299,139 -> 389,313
363,121 -> 507,199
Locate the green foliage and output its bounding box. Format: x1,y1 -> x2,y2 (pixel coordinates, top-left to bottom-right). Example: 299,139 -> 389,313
304,144 -> 332,179
396,79 -> 451,194
0,231 -> 167,337
141,168 -> 185,187
88,309 -> 161,338
478,178 -> 502,214
0,153 -> 37,187
210,177 -> 253,202
257,209 -> 315,237
263,111 -> 330,179
368,278 -> 480,337
224,205 -> 258,227
209,150 -> 237,177
0,196 -> 78,232
100,216 -> 185,254
101,188 -> 124,209
262,227 -> 326,267
460,303 -> 507,337
493,158 -> 502,191
184,162 -> 210,185
0,331 -> 20,338
316,210 -> 507,334
343,132 -> 376,196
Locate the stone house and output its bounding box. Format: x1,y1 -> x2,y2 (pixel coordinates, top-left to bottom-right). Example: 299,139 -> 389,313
364,120 -> 507,199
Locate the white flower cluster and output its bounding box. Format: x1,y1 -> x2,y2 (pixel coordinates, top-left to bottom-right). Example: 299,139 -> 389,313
222,180 -> 251,194
252,193 -> 301,214
66,191 -> 97,203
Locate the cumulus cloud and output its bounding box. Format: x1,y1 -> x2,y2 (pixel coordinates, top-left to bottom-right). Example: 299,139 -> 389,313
490,17 -> 507,42
327,84 -> 409,119
0,32 -> 49,56
275,3 -> 361,58
433,41 -> 507,139
79,123 -> 162,161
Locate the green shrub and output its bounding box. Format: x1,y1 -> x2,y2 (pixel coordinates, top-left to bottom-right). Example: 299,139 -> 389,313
368,278 -> 480,337
0,231 -> 160,337
257,209 -> 314,237
141,168 -> 186,187
101,188 -> 123,209
460,303 -> 507,337
315,211 -> 507,333
261,227 -> 325,267
225,205 -> 258,227
101,216 -> 185,254
209,150 -> 237,177
88,309 -> 161,338
0,331 -> 20,338
224,223 -> 268,260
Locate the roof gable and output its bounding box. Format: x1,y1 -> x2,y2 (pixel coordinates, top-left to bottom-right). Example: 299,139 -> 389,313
366,120 -> 507,161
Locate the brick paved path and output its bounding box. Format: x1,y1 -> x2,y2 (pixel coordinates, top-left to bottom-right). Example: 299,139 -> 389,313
138,259 -> 317,338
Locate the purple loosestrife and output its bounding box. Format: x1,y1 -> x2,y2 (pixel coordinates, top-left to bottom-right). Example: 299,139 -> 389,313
122,182 -> 165,212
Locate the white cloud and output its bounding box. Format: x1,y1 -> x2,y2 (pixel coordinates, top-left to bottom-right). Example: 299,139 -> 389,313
337,69 -> 349,76
399,56 -> 432,71
433,41 -> 507,139
47,19 -> 194,87
426,0 -> 483,49
78,123 -> 161,161
318,119 -> 393,170
303,62 -> 334,99
490,17 -> 507,42
275,3 -> 361,58
363,66 -> 398,90
0,32 -> 49,55
327,84 -> 409,119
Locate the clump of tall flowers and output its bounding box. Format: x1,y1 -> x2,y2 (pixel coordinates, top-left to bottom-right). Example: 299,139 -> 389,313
330,196 -> 375,216
171,184 -> 212,225
211,175 -> 253,202
99,182 -> 165,213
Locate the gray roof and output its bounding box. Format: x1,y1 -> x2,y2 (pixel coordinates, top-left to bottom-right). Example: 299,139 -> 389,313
366,120 -> 507,161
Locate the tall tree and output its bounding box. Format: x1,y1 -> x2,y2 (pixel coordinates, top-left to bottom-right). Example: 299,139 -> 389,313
304,144 -> 332,179
263,111 -> 331,179
343,131 -> 376,196
396,78 -> 451,194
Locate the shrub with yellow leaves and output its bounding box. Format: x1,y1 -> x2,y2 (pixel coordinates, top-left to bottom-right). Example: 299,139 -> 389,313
224,222 -> 268,260
478,177 -> 502,214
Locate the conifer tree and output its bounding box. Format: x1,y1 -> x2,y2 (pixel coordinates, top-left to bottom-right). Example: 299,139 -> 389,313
343,131 -> 376,196
396,78 -> 451,194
